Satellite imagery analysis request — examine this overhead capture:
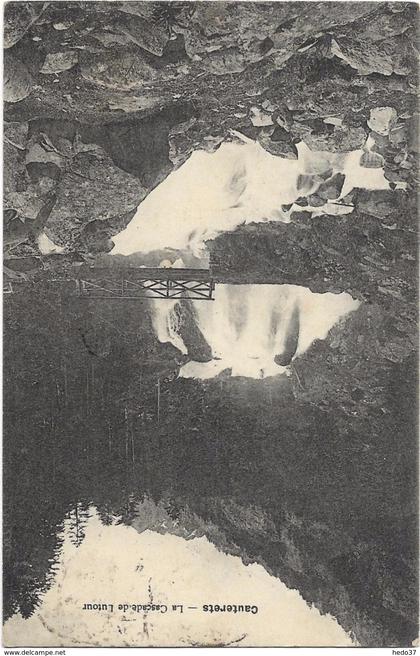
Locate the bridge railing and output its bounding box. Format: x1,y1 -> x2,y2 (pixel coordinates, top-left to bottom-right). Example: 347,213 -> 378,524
3,267 -> 216,301
76,272 -> 215,301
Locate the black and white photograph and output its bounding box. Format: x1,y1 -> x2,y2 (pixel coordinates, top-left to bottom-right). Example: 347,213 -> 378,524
2,0 -> 419,649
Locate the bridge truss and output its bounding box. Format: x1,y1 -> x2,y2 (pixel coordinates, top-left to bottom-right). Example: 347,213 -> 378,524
3,267 -> 216,301
76,269 -> 215,301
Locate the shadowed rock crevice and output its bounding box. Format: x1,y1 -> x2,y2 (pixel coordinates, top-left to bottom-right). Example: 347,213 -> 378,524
3,1 -> 418,649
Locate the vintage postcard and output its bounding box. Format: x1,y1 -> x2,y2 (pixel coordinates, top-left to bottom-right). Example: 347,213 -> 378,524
2,0 -> 418,649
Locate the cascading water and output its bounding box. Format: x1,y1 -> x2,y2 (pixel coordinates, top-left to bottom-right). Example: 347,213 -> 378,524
152,298 -> 188,357
3,506 -> 354,647
111,134 -> 389,260
151,284 -> 359,379
111,134 -> 387,380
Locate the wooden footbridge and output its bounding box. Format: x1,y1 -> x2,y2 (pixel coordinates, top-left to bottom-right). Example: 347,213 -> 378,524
75,267 -> 215,301
4,266 -> 216,301
3,256 -> 298,298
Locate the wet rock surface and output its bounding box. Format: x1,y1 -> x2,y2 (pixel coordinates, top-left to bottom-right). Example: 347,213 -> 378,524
4,1 -> 417,250
3,1 -> 418,648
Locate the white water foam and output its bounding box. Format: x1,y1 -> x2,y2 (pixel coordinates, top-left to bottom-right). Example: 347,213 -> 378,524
3,507 -> 355,647
111,136 -> 389,259
111,135 -> 386,379
151,284 -> 359,379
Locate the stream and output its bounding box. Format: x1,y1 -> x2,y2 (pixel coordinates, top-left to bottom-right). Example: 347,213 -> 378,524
4,135 -> 416,648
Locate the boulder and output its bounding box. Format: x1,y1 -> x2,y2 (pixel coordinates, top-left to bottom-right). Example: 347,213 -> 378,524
367,107 -> 398,136
4,53 -> 33,103
4,2 -> 44,48
80,51 -> 159,90
40,51 -> 79,75
44,145 -> 146,244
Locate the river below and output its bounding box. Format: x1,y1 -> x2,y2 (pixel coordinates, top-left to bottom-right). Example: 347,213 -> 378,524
3,135 -> 416,647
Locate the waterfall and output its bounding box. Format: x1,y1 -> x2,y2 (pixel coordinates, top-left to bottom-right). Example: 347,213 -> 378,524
151,285 -> 359,380
111,134 -> 386,379
111,135 -> 389,260
151,299 -> 188,356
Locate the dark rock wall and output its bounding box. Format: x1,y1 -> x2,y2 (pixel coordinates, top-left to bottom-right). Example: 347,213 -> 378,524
3,1 -> 418,648
4,2 -> 418,247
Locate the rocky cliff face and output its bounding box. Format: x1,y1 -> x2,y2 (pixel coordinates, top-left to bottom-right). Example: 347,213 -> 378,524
3,1 -> 418,647
4,2 -> 418,244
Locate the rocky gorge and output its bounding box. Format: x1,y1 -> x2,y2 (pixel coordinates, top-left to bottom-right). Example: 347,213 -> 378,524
3,1 -> 419,648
